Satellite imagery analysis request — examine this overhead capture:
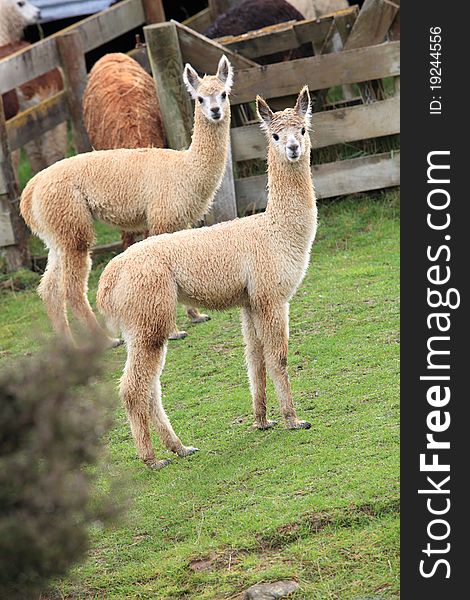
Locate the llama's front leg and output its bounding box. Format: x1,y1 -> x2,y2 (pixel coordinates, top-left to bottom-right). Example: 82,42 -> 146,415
253,302 -> 311,430
241,307 -> 275,429
120,343 -> 171,469
186,306 -> 211,324
149,344 -> 198,458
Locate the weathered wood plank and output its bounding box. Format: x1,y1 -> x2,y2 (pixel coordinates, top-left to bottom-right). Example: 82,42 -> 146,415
344,0 -> 399,50
312,9 -> 358,110
235,152 -> 400,213
6,92 -> 68,151
56,31 -> 91,154
218,20 -> 300,59
218,8 -> 358,59
0,0 -> 145,94
0,106 -> 29,267
182,7 -> 212,33
231,41 -> 400,105
144,22 -> 193,150
141,0 -> 165,23
343,0 -> 399,104
173,20 -> 258,72
205,144 -> 238,225
0,211 -> 15,247
231,96 -> 400,162
128,47 -> 151,73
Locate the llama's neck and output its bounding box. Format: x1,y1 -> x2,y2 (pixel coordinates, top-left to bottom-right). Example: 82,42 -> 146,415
183,105 -> 231,220
0,12 -> 26,46
265,145 -> 317,248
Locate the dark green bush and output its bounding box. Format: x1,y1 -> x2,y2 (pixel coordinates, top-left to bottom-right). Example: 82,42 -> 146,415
0,340 -> 118,599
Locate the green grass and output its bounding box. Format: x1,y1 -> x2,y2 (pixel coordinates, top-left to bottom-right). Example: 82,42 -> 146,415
0,191 -> 400,599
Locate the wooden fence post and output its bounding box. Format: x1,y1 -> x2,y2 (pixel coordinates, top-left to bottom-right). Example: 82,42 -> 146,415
144,22 -> 193,149
0,106 -> 29,271
56,30 -> 91,154
142,0 -> 165,23
205,143 -> 238,224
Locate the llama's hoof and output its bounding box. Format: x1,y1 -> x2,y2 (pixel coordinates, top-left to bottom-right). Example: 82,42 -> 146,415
108,337 -> 123,349
144,457 -> 172,470
169,330 -> 188,341
286,419 -> 312,430
177,446 -> 199,458
254,420 -> 277,430
191,314 -> 211,324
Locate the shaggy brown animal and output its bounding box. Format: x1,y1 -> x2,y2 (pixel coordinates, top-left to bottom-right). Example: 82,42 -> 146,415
83,53 -> 166,151
97,87 -> 316,469
204,0 -> 310,64
83,53 -> 167,249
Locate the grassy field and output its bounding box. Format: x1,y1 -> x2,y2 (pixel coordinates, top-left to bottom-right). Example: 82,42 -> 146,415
0,191 -> 399,599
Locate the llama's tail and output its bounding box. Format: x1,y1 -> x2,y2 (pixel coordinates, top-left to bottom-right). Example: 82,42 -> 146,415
19,176 -> 37,232
96,258 -> 121,322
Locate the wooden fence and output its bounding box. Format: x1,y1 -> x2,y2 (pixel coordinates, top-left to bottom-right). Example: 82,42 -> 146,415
143,0 -> 400,222
0,0 -> 400,271
0,0 -> 165,270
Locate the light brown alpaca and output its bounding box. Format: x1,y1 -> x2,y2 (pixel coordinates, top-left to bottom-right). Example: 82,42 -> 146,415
97,87 -> 317,469
20,55 -> 234,345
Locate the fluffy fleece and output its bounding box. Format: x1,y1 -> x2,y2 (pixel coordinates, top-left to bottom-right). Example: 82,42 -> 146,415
97,87 -> 317,469
82,52 -> 167,249
20,56 -> 234,344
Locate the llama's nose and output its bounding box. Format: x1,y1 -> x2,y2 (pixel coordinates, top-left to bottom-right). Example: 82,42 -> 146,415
211,106 -> 220,115
288,143 -> 299,155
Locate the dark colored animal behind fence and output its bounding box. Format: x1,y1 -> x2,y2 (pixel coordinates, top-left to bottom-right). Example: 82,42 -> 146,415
203,0 -> 312,64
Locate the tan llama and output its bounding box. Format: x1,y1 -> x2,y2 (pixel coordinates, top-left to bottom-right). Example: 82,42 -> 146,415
20,56 -> 234,345
97,87 -> 317,469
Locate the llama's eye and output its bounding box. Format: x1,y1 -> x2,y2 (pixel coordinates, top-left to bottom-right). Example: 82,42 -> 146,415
272,133 -> 279,141
197,97 -> 204,104
18,1 -> 25,6
221,91 -> 227,100
301,127 -> 306,135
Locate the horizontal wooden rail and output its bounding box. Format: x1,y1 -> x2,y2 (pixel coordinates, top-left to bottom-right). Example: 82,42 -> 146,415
6,91 -> 68,151
173,20 -> 258,72
218,8 -> 357,59
235,151 -> 400,213
231,96 -> 400,162
182,7 -> 212,33
0,0 -> 145,94
231,41 -> 399,105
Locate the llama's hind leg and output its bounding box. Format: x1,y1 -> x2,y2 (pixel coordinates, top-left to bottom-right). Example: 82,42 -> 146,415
186,306 -> 210,324
38,248 -> 72,343
60,250 -> 118,345
252,302 -> 311,430
120,341 -> 171,469
241,307 -> 275,430
149,344 -> 198,458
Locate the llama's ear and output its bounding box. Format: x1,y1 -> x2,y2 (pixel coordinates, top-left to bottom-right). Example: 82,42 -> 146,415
256,95 -> 274,130
295,85 -> 312,125
216,55 -> 234,92
183,63 -> 202,98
